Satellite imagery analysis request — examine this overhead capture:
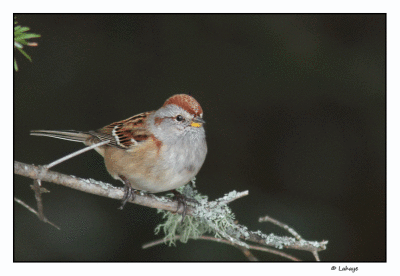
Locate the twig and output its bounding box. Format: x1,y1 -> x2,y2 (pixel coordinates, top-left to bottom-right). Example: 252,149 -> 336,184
19,142 -> 110,230
14,197 -> 60,230
312,250 -> 320,261
245,230 -> 327,252
259,215 -> 325,261
241,243 -> 301,261
217,190 -> 249,205
208,220 -> 249,248
31,179 -> 45,220
46,140 -> 110,169
25,142 -> 108,231
235,246 -> 259,261
259,215 -> 303,240
142,235 -> 301,261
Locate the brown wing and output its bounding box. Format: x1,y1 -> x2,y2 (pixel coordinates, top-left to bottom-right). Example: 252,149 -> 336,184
92,112 -> 153,149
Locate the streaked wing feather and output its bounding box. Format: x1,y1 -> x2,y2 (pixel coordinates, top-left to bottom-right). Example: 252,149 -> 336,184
95,111 -> 153,149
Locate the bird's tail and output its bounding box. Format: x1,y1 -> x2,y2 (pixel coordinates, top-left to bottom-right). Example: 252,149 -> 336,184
30,130 -> 91,143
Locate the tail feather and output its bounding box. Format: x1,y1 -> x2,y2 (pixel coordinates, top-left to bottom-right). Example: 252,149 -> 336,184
30,130 -> 91,143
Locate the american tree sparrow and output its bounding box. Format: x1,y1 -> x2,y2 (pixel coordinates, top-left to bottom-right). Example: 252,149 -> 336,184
31,94 -> 207,214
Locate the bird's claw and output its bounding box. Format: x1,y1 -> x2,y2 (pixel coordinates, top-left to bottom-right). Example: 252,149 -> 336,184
118,176 -> 136,210
172,190 -> 191,223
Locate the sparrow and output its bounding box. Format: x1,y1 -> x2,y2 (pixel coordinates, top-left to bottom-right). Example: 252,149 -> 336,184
31,94 -> 207,216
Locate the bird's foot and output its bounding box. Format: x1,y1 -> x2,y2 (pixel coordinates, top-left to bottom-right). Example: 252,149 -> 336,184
118,175 -> 136,210
172,190 -> 199,222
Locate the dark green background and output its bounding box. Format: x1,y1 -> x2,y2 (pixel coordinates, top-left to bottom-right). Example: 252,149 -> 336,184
14,14 -> 385,261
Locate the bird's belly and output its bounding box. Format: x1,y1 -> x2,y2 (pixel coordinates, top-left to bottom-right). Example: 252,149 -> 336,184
104,137 -> 206,193
127,171 -> 195,193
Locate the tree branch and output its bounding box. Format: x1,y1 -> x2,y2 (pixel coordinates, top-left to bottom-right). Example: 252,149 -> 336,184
14,161 -> 195,215
14,197 -> 60,230
14,160 -> 328,260
259,215 -> 303,240
142,235 -> 301,261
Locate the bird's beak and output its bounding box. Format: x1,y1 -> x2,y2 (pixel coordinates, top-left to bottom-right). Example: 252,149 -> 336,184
190,117 -> 205,128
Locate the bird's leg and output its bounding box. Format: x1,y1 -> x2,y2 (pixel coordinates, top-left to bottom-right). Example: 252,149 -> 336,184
118,175 -> 136,210
172,189 -> 200,222
172,190 -> 188,221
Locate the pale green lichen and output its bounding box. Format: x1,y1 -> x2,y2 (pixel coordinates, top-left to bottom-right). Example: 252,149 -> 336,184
154,183 -> 327,252
155,184 -> 248,248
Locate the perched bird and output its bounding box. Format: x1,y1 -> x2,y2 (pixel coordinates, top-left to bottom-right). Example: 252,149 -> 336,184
31,94 -> 207,216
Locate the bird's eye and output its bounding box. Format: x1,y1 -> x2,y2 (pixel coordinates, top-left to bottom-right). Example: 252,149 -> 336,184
176,115 -> 184,122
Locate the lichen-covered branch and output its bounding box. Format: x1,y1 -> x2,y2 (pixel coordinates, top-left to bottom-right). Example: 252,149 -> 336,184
14,161 -> 248,217
14,161 -> 192,214
245,230 -> 328,252
14,160 -> 328,260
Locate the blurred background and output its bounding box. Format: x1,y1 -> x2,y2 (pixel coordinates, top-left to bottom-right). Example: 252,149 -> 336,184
14,14 -> 385,261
